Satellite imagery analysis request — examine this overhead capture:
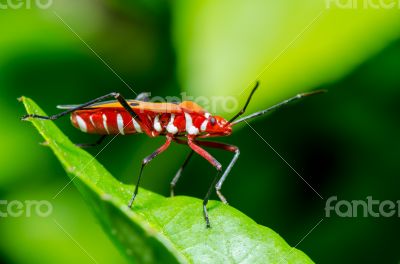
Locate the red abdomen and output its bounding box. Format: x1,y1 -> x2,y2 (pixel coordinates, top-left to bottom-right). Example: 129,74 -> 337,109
71,108 -> 142,135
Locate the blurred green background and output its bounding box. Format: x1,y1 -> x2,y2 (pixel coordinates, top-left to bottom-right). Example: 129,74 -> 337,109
1,0 -> 400,263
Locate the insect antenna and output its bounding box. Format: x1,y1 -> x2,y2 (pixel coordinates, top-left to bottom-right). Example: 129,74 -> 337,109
227,81 -> 260,124
230,89 -> 326,126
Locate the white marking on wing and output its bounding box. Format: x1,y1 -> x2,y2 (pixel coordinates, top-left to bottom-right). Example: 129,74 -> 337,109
184,112 -> 199,135
166,114 -> 178,134
154,115 -> 162,132
89,115 -> 96,128
102,114 -> 110,134
200,119 -> 208,132
132,118 -> 142,133
117,114 -> 125,135
76,115 -> 87,133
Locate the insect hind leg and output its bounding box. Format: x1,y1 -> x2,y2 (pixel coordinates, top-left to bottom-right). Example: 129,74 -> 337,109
21,93 -> 120,121
21,92 -> 142,123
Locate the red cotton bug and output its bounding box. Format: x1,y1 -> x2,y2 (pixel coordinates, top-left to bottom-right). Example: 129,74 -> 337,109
22,81 -> 325,227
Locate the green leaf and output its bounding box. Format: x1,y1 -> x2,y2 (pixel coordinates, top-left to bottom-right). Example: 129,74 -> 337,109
21,97 -> 314,264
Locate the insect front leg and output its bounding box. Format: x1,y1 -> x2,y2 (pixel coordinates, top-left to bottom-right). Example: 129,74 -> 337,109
194,141 -> 240,205
128,135 -> 173,208
216,148 -> 239,204
187,137 -> 222,228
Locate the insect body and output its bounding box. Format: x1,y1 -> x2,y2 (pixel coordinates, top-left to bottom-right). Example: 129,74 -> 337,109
22,82 -> 324,228
69,101 -> 231,137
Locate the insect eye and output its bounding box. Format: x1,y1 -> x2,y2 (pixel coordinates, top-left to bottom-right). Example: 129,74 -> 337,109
210,117 -> 216,126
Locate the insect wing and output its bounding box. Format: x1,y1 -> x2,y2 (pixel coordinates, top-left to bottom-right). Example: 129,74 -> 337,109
179,101 -> 206,114
57,100 -> 139,110
131,102 -> 182,113
56,98 -> 206,114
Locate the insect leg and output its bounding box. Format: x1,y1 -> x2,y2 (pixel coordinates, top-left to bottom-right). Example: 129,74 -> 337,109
203,171 -> 219,228
135,92 -> 151,102
22,93 -> 120,120
187,137 -> 222,228
128,135 -> 173,208
194,141 -> 239,205
170,150 -> 194,197
21,92 -> 141,123
75,135 -> 108,148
